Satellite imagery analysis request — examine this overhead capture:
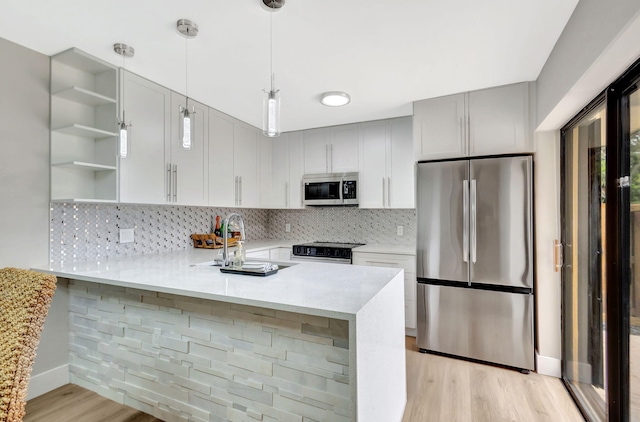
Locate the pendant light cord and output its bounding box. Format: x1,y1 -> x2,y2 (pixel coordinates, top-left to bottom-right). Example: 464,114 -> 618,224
185,34 -> 189,108
121,53 -> 126,121
270,7 -> 273,91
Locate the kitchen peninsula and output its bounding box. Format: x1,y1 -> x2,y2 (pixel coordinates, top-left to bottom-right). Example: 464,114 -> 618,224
33,247 -> 406,422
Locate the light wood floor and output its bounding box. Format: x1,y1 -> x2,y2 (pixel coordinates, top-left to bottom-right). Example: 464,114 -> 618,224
25,337 -> 584,422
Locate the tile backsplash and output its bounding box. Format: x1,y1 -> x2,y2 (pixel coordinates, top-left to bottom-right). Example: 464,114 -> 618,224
50,203 -> 416,263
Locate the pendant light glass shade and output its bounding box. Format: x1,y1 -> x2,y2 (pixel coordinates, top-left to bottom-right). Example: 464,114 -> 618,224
119,120 -> 129,158
180,105 -> 195,149
263,88 -> 281,137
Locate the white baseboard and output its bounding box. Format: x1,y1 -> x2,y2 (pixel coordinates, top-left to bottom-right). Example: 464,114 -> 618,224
27,364 -> 69,400
536,352 -> 561,377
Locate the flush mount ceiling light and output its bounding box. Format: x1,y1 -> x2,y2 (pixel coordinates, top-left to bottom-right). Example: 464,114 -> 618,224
262,0 -> 284,138
177,19 -> 198,150
321,91 -> 351,107
114,43 -> 134,159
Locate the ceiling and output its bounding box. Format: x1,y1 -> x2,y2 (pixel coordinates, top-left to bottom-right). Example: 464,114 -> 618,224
0,0 -> 579,132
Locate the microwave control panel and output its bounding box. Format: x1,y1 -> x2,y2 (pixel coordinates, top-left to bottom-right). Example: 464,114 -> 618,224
343,181 -> 357,199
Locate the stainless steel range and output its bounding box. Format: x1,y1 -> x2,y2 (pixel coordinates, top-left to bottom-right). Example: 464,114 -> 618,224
291,242 -> 364,264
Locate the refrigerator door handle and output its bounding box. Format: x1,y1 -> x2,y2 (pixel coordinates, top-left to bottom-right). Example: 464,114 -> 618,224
470,179 -> 477,263
463,180 -> 469,263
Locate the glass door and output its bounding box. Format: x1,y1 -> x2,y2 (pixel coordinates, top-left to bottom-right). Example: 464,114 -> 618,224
625,79 -> 640,421
562,101 -> 608,421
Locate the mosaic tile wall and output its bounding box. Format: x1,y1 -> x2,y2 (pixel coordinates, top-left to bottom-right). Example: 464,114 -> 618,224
50,203 -> 416,263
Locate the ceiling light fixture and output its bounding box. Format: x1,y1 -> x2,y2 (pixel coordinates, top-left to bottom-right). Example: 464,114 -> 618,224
262,0 -> 284,138
177,19 -> 198,150
114,43 -> 134,159
321,91 -> 351,107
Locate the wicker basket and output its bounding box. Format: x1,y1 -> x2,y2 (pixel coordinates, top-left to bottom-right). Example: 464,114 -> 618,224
190,234 -> 240,249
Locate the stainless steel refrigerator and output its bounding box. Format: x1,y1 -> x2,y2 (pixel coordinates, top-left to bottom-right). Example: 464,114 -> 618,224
416,155 -> 534,371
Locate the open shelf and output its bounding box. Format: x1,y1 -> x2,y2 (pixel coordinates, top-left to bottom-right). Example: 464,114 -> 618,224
52,161 -> 117,171
53,86 -> 116,106
52,124 -> 117,139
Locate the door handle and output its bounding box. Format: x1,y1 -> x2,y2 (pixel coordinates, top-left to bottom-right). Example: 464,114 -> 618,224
554,240 -> 563,272
173,164 -> 178,202
382,177 -> 386,206
166,163 -> 172,202
239,176 -> 243,206
463,180 -> 469,263
470,179 -> 477,263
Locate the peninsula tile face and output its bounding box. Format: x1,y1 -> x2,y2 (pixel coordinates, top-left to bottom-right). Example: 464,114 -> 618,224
68,280 -> 352,421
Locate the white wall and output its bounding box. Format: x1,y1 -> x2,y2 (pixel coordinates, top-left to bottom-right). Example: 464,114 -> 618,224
533,0 -> 640,376
0,36 -> 69,397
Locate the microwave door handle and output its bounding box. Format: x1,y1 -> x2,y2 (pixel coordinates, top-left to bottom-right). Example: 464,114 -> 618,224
339,178 -> 344,203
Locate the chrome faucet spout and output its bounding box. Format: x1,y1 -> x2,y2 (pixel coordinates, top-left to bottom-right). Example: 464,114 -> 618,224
222,213 -> 246,267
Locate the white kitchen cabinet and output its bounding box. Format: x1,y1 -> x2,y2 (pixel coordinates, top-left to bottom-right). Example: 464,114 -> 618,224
259,133 -> 272,208
119,72 -> 207,206
303,124 -> 359,174
271,131 -> 304,209
119,70 -> 170,204
269,248 -> 292,261
413,82 -> 531,161
233,122 -> 260,207
352,250 -> 417,332
468,83 -> 530,156
208,109 -> 235,207
359,117 -> 414,208
50,48 -> 119,203
170,92 -> 208,206
246,249 -> 270,260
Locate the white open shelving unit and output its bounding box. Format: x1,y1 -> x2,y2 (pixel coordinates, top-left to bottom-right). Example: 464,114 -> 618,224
50,48 -> 119,203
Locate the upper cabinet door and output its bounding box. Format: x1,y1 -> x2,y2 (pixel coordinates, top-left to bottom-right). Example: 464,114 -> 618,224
288,131 -> 304,209
388,117 -> 415,208
170,93 -> 208,206
119,71 -> 170,204
271,135 -> 290,208
233,123 -> 259,208
359,121 -> 387,208
468,82 -> 530,156
329,124 -> 359,173
303,128 -> 329,174
413,93 -> 466,161
208,109 -> 235,207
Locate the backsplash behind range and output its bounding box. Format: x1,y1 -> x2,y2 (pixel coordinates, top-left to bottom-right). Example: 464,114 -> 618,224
50,203 -> 415,263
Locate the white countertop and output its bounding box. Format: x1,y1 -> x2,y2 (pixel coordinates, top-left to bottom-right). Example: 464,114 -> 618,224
352,244 -> 416,255
33,247 -> 402,319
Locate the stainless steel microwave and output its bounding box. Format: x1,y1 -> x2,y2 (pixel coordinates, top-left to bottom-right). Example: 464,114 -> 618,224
302,172 -> 359,206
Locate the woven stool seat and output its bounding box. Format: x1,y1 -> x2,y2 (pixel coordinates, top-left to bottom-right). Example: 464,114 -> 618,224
0,268 -> 56,422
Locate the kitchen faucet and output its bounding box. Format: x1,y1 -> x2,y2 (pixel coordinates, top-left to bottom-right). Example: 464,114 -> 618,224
221,213 -> 246,267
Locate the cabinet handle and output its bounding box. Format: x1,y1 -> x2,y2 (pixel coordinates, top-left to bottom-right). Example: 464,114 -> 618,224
167,163 -> 172,202
301,181 -> 304,207
235,176 -> 239,206
459,117 -> 465,156
285,182 -> 289,207
325,145 -> 329,173
554,240 -> 563,272
387,177 -> 391,207
173,164 -> 178,202
382,177 -> 386,206
330,144 -> 333,172
239,176 -> 243,206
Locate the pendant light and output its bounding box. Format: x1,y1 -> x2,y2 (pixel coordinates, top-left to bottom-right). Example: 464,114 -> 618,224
177,19 -> 198,150
262,0 -> 284,137
114,43 -> 134,158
